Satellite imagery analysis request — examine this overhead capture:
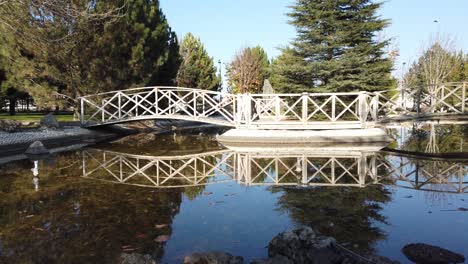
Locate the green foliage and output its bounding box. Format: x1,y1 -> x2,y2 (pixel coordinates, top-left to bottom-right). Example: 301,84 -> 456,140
448,52 -> 468,82
176,33 -> 220,90
271,0 -> 396,93
0,0 -> 180,109
403,42 -> 463,88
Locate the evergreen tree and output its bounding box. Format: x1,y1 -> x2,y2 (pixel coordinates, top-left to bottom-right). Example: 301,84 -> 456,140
271,0 -> 395,93
176,33 -> 220,90
71,0 -> 181,96
0,0 -> 180,112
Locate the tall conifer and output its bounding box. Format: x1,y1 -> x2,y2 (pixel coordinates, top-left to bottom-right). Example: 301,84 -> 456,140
272,0 -> 395,93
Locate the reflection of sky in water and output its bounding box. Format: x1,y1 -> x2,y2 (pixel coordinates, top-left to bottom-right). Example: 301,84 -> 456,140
0,123 -> 467,263
376,187 -> 468,263
163,184 -> 292,263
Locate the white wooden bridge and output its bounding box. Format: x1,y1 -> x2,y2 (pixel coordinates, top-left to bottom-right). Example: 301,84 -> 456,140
79,82 -> 468,129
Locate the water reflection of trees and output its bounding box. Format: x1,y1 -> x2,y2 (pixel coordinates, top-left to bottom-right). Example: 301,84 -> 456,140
386,124 -> 468,201
271,184 -> 391,255
0,153 -> 184,263
397,124 -> 468,153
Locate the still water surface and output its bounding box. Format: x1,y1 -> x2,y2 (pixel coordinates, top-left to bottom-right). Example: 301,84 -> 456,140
0,123 -> 467,263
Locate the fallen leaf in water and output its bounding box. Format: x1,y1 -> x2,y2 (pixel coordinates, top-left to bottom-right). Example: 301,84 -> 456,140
155,224 -> 169,229
203,192 -> 213,196
135,234 -> 147,239
154,235 -> 170,242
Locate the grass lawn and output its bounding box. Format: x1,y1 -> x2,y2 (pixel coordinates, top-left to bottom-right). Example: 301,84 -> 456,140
0,113 -> 75,122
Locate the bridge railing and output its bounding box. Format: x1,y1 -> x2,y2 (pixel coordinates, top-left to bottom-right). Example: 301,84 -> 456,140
235,92 -> 379,129
375,82 -> 468,117
80,87 -> 236,126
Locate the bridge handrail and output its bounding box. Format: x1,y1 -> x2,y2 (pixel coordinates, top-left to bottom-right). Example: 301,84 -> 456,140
79,86 -> 232,99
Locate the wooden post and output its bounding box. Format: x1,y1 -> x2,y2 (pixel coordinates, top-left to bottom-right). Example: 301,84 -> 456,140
358,154 -> 367,186
155,88 -> 159,116
246,94 -> 252,127
358,92 -> 368,128
331,95 -> 336,122
275,96 -> 281,121
372,93 -> 379,121
101,99 -> 105,122
80,98 -> 85,125
118,92 -> 121,120
193,90 -> 197,118
301,156 -> 307,184
302,93 -> 308,125
462,83 -> 466,113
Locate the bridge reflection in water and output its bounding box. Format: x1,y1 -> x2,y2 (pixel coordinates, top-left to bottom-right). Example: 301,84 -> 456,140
81,147 -> 468,194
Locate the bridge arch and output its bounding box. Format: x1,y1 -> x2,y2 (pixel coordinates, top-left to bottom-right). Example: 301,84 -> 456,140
79,87 -> 237,127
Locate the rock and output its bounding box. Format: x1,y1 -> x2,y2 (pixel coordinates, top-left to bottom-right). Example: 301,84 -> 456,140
267,227 -> 399,264
402,243 -> 465,264
365,255 -> 400,264
0,119 -> 20,132
120,253 -> 156,264
250,255 -> 293,264
25,141 -> 50,155
183,252 -> 244,264
268,227 -> 345,264
40,113 -> 60,128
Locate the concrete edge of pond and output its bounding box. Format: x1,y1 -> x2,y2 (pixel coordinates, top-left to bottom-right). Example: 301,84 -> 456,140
217,128 -> 392,149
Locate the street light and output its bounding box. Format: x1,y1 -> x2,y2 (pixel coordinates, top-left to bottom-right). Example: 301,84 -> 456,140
218,59 -> 222,91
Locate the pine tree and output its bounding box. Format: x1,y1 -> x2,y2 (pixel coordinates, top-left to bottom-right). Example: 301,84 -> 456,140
76,0 -> 181,94
271,0 -> 395,93
176,33 -> 220,90
0,0 -> 180,111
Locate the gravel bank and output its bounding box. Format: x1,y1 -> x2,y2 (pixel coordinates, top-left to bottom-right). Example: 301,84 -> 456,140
0,126 -> 132,156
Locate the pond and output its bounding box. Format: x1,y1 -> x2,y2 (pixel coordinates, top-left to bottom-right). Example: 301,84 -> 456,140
0,123 -> 467,263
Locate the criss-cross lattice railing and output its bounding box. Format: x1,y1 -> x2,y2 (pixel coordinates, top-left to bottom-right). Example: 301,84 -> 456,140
80,87 -> 236,127
235,92 -> 379,129
376,82 -> 468,117
236,152 -> 377,187
79,88 -> 379,129
377,154 -> 468,194
82,149 -> 236,188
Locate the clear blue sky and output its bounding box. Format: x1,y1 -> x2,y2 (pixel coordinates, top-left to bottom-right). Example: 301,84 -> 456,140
160,0 -> 468,81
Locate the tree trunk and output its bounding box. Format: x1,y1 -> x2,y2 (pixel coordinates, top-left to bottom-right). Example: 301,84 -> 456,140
9,98 -> 16,116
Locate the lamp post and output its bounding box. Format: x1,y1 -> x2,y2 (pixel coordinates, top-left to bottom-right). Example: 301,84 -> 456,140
218,59 -> 222,91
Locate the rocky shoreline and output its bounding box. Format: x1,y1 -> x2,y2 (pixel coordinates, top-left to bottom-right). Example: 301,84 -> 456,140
120,227 -> 465,264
